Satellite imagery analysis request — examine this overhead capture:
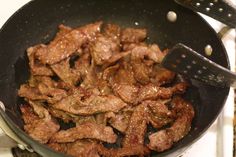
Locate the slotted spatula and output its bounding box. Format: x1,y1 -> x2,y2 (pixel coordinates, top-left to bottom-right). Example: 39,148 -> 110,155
161,43 -> 236,87
174,0 -> 236,28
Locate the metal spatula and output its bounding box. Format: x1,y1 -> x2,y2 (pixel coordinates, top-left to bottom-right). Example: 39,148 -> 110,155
161,43 -> 236,87
174,0 -> 236,28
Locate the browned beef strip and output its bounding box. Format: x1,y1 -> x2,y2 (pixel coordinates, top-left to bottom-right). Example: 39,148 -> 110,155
104,24 -> 121,41
27,45 -> 54,76
112,83 -> 139,104
18,84 -> 48,101
24,118 -> 60,144
102,64 -> 120,82
109,111 -> 132,133
167,96 -> 195,142
20,105 -> 60,144
104,23 -> 121,52
27,76 -> 68,103
90,34 -> 120,65
51,58 -> 80,86
48,140 -> 100,157
147,100 -> 172,118
48,143 -> 68,155
148,97 -> 194,152
95,112 -> 115,125
146,100 -> 173,129
35,22 -> 102,65
131,58 -> 152,85
138,82 -> 188,102
27,100 -> 50,119
98,144 -> 150,157
74,53 -> 91,79
121,28 -> 147,43
66,140 -> 100,157
75,115 -> 96,126
129,43 -> 166,63
105,61 -> 136,86
50,122 -> 117,143
122,103 -> 148,147
150,65 -> 176,86
49,108 -> 76,123
37,83 -> 68,103
102,51 -> 131,69
54,24 -> 72,41
20,105 -> 40,124
148,130 -> 173,152
53,94 -> 127,115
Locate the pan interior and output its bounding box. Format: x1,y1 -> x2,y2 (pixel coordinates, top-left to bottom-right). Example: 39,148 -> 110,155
0,0 -> 229,156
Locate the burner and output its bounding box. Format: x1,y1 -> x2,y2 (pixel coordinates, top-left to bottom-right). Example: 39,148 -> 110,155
12,148 -> 41,157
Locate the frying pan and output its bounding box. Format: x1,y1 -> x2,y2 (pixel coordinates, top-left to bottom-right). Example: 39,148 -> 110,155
0,0 -> 230,156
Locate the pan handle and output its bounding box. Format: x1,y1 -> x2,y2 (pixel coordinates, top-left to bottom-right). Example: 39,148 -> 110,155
0,101 -> 34,152
174,0 -> 236,28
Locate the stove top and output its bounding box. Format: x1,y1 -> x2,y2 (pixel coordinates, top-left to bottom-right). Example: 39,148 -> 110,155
0,1 -> 235,157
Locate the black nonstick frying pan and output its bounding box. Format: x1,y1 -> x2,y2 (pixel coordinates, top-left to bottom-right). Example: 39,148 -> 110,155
0,0 -> 231,157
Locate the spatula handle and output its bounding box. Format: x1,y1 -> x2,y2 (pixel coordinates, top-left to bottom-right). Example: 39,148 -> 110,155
161,43 -> 236,88
175,0 -> 236,28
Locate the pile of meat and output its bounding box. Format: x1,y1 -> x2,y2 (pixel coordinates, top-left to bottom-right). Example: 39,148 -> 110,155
18,21 -> 195,157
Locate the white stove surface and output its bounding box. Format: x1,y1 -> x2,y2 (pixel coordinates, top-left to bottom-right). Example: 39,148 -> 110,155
0,1 -> 235,157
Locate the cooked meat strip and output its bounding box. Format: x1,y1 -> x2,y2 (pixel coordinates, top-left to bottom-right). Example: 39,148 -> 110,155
48,143 -> 68,155
146,100 -> 173,129
109,111 -> 132,133
104,23 -> 121,42
66,140 -> 100,157
53,94 -> 127,115
50,122 -> 117,143
147,100 -> 172,118
150,65 -> 176,86
104,23 -> 121,52
112,83 -> 139,104
20,105 -> 40,124
27,76 -> 68,103
27,100 -> 50,119
138,82 -> 188,102
131,58 -> 152,85
35,22 -> 102,65
95,112 -> 115,125
54,24 -> 72,41
74,53 -> 91,79
51,58 -> 80,86
90,34 -> 120,65
18,84 -> 48,101
96,79 -> 112,95
102,64 -> 120,82
37,83 -> 68,103
121,28 -> 147,43
98,144 -> 150,157
167,96 -> 195,142
18,82 -> 67,104
106,61 -> 136,86
122,104 -> 148,147
48,140 -> 100,157
128,43 -> 166,63
75,116 -> 96,126
102,51 -> 131,68
148,130 -> 173,152
48,108 -> 77,123
27,45 -> 54,76
20,104 -> 60,144
148,97 -> 194,152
